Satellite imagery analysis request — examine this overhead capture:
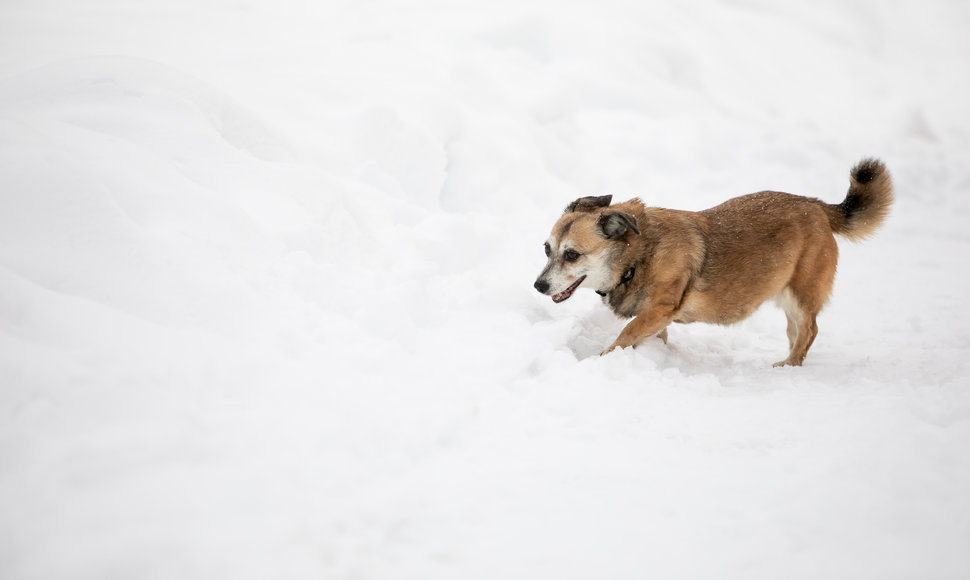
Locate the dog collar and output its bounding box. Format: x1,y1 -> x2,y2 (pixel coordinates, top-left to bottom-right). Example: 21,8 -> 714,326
596,266 -> 636,296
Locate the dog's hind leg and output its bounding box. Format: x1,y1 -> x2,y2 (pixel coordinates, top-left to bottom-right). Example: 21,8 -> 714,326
773,236 -> 837,367
785,315 -> 797,351
774,304 -> 817,367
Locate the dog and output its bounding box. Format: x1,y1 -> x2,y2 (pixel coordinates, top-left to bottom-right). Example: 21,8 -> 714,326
534,159 -> 894,366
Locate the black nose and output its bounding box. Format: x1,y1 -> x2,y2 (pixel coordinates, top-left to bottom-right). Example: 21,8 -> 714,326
534,279 -> 550,294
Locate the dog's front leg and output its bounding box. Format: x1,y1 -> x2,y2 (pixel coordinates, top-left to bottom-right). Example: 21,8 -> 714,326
601,310 -> 674,355
600,279 -> 685,355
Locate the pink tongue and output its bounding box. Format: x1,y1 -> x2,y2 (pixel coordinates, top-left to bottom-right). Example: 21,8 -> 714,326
552,277 -> 584,302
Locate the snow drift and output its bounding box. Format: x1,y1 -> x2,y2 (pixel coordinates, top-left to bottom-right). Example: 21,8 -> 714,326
2,1 -> 969,579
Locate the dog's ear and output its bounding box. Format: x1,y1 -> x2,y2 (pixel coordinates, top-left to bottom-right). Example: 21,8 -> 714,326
565,195 -> 612,213
597,211 -> 640,239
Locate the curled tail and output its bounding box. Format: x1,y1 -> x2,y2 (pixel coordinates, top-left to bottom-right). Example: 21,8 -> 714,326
827,158 -> 894,241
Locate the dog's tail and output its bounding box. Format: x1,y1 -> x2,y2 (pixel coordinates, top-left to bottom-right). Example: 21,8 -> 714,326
825,158 -> 894,241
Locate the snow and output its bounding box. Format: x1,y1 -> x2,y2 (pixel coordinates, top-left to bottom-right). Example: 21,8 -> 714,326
2,0 -> 969,578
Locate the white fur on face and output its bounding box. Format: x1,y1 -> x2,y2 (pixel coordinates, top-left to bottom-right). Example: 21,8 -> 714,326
578,248 -> 614,291
537,238 -> 615,296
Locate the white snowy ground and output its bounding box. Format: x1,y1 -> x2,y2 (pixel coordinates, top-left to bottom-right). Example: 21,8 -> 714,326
2,0 -> 969,578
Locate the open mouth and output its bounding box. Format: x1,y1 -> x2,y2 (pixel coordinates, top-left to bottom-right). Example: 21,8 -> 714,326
552,276 -> 586,303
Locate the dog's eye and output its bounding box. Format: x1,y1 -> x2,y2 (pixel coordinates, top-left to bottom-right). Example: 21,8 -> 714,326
544,242 -> 551,257
563,249 -> 581,262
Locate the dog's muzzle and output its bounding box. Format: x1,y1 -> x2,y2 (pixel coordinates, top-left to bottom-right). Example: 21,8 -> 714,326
535,275 -> 585,303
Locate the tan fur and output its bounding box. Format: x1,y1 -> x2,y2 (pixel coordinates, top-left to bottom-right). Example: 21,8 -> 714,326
534,159 -> 894,366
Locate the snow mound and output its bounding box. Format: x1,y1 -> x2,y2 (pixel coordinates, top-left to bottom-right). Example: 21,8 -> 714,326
2,2 -> 970,579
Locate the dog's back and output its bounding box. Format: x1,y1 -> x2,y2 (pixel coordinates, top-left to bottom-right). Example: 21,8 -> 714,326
684,190 -> 838,326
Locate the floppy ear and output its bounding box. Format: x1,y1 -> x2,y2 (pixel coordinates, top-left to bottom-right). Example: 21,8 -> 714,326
565,194 -> 612,213
597,211 -> 640,239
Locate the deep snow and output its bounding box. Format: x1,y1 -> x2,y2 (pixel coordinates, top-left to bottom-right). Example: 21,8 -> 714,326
2,0 -> 969,578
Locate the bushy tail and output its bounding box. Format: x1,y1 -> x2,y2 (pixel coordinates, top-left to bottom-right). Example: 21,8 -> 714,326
827,158 -> 894,241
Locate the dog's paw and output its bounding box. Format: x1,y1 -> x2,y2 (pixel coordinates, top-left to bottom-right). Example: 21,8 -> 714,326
600,344 -> 620,356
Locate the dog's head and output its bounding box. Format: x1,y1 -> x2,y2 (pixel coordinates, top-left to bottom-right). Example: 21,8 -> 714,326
534,195 -> 640,302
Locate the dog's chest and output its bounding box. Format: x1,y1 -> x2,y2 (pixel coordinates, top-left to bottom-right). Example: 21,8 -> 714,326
606,285 -> 647,319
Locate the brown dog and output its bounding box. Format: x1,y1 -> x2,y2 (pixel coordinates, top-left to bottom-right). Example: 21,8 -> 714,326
534,159 -> 894,366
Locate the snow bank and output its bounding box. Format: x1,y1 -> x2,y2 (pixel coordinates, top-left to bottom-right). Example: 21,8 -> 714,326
2,1 -> 969,579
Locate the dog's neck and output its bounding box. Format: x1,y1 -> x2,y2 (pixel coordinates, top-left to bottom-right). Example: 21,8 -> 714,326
596,266 -> 636,297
